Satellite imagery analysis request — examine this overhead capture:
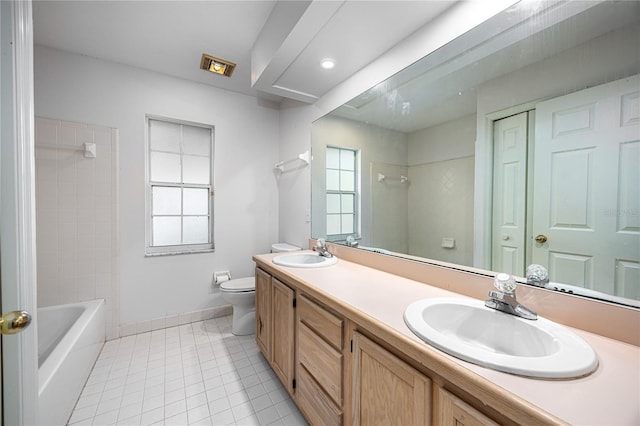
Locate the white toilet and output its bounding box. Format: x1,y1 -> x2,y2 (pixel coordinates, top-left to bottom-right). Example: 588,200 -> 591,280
220,243 -> 301,336
220,277 -> 257,336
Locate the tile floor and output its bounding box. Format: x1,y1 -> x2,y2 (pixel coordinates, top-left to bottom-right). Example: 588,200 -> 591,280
67,316 -> 307,426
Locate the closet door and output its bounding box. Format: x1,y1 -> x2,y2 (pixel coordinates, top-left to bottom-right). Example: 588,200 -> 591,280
492,112 -> 529,275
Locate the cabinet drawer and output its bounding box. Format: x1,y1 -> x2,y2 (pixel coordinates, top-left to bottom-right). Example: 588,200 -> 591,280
299,295 -> 343,350
297,364 -> 342,426
437,387 -> 499,426
298,322 -> 343,405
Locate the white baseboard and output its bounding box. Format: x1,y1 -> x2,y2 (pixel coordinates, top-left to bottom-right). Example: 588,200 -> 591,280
116,305 -> 233,339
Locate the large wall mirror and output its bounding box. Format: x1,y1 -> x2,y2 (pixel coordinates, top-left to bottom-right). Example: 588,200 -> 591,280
311,0 -> 640,308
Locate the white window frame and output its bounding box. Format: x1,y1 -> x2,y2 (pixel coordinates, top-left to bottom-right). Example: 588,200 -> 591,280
145,115 -> 215,255
325,145 -> 360,241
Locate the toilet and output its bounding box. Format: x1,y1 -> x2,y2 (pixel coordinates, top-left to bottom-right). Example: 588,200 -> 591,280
220,243 -> 301,336
220,277 -> 257,336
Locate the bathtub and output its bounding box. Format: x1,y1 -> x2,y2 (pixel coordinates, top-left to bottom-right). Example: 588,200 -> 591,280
38,299 -> 105,426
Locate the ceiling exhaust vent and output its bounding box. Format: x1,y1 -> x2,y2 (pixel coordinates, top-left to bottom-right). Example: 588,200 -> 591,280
200,54 -> 236,77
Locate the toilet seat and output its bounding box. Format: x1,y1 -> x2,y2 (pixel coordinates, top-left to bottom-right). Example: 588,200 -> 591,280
220,277 -> 255,293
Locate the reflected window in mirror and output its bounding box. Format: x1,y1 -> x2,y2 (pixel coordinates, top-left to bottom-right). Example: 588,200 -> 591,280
326,146 -> 359,241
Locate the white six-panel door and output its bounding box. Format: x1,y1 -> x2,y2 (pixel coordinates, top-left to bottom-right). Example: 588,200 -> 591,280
532,75 -> 640,298
492,112 -> 529,275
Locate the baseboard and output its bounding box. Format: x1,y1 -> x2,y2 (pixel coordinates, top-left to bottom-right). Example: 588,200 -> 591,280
116,305 -> 233,339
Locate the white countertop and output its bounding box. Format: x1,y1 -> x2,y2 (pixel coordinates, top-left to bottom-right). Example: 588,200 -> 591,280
255,252 -> 640,426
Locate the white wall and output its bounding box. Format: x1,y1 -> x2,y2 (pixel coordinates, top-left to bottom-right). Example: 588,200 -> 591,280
34,46 -> 280,330
407,114 -> 475,166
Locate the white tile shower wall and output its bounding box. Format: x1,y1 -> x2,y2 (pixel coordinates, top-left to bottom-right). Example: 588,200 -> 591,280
370,162 -> 409,253
35,117 -> 121,340
408,156 -> 475,265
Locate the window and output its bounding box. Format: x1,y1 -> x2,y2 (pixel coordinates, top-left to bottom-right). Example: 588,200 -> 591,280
146,117 -> 214,254
326,146 -> 359,239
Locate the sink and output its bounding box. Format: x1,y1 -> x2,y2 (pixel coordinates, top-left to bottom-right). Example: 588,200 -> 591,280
272,253 -> 338,268
404,297 -> 598,379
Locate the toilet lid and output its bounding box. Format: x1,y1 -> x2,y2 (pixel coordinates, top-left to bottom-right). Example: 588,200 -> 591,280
220,277 -> 255,292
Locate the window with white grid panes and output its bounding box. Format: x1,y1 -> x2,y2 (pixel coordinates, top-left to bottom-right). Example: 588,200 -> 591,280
147,117 -> 214,254
326,146 -> 358,239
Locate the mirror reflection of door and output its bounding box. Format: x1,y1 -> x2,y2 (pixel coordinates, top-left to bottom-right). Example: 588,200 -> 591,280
492,75 -> 640,297
492,111 -> 530,276
532,75 -> 640,298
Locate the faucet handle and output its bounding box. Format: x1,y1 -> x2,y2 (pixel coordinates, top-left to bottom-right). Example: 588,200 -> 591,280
316,238 -> 326,248
494,273 -> 517,294
526,264 -> 549,287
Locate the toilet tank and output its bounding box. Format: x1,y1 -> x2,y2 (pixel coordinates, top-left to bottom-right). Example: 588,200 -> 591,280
271,243 -> 301,253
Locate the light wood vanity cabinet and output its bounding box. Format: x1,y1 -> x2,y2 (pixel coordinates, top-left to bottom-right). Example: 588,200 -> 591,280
272,278 -> 296,394
254,268 -> 271,358
255,265 -> 504,426
435,387 -> 499,426
296,295 -> 344,425
351,332 -> 432,425
254,268 -> 296,394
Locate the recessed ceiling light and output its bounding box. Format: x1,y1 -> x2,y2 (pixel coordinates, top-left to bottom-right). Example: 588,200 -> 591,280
200,54 -> 236,77
320,58 -> 336,70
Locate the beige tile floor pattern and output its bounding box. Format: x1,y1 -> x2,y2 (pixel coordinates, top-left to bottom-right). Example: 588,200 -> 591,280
66,316 -> 307,426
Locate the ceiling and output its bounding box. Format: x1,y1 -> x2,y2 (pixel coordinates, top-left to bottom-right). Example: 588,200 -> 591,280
33,0 -> 454,104
332,0 -> 640,133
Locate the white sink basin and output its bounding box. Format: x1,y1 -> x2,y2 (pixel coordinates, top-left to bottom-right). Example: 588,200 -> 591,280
404,298 -> 598,379
272,253 -> 338,268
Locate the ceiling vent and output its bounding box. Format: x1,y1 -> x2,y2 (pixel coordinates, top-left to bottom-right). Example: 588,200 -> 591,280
200,54 -> 236,77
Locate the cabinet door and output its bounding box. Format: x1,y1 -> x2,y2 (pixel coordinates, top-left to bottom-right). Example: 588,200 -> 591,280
272,278 -> 296,395
352,332 -> 431,426
437,388 -> 499,426
255,268 -> 271,360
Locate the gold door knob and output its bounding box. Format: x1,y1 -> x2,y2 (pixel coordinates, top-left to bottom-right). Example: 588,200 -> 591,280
0,310 -> 32,335
534,234 -> 548,244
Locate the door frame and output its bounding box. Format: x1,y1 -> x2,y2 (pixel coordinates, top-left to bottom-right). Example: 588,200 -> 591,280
475,100 -> 538,272
1,0 -> 39,424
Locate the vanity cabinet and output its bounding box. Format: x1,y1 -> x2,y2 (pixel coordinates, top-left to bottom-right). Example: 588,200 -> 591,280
351,332 -> 432,425
296,295 -> 344,425
254,268 -> 296,394
255,262 -> 513,426
435,387 -> 499,426
255,268 -> 272,358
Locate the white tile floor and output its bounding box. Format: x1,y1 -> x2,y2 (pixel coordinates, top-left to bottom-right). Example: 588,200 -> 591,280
67,316 -> 307,426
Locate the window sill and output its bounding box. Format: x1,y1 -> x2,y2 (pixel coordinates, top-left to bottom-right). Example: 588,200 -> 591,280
145,248 -> 215,257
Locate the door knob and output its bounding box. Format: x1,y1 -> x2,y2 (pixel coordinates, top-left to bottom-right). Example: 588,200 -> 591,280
534,234 -> 548,244
0,310 -> 32,335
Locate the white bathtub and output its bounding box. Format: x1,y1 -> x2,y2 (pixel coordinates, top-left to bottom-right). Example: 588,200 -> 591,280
38,299 -> 105,426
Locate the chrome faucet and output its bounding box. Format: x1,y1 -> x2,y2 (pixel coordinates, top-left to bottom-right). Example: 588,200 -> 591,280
485,273 -> 537,320
312,238 -> 333,258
